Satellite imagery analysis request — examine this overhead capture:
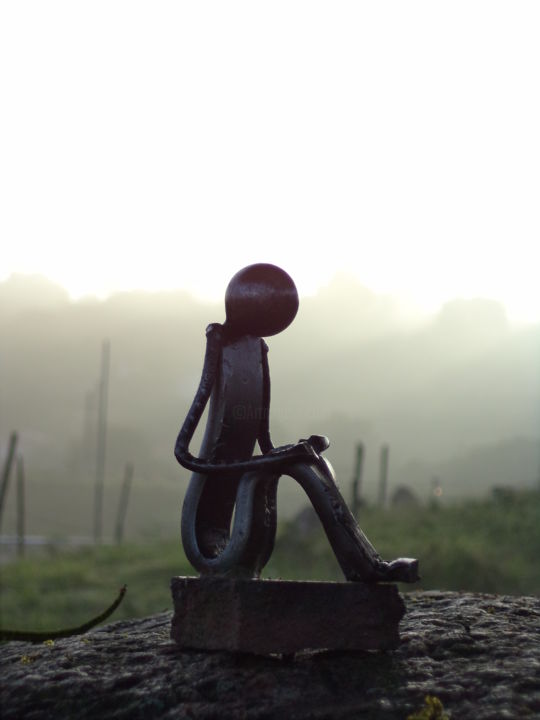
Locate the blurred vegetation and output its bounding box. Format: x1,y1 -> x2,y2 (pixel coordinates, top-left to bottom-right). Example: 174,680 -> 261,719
0,540 -> 191,632
1,490 -> 539,633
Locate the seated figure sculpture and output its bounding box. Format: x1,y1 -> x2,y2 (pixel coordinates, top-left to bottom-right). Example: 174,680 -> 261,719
175,263 -> 419,583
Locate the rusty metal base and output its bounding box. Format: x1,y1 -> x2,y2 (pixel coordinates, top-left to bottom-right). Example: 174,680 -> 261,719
170,576 -> 405,655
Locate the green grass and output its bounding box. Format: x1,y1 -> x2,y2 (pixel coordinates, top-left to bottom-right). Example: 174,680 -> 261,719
0,540 -> 191,632
1,491 -> 539,633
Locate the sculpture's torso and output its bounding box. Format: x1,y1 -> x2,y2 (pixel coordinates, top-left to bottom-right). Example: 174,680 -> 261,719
199,335 -> 265,464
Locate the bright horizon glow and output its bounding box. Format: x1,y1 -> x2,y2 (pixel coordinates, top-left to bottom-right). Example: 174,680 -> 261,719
1,2 -> 539,322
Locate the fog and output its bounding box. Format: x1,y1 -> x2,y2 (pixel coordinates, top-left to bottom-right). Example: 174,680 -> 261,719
1,273 -> 539,539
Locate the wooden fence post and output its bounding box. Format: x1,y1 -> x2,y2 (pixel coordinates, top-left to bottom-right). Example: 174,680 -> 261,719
94,339 -> 110,544
378,444 -> 389,509
0,432 -> 18,534
115,462 -> 134,545
350,442 -> 364,517
16,455 -> 25,557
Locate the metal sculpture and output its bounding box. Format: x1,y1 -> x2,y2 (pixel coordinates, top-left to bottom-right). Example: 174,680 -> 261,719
175,263 -> 418,583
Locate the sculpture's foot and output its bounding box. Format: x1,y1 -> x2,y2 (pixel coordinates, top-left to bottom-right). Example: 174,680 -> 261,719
376,558 -> 420,583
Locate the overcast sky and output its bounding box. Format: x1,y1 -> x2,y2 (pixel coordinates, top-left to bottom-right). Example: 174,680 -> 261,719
1,2 -> 539,321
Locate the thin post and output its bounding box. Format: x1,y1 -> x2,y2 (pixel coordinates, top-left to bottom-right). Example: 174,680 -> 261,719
94,340 -> 110,544
378,444 -> 389,509
82,389 -> 96,480
350,442 -> 364,517
0,432 -> 18,535
16,455 -> 25,557
115,462 -> 134,545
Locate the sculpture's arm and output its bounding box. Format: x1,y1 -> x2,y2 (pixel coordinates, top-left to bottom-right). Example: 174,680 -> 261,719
257,339 -> 274,454
174,323 -> 223,468
177,439 -> 318,475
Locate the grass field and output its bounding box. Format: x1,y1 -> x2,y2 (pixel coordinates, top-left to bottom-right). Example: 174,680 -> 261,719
1,490 -> 539,633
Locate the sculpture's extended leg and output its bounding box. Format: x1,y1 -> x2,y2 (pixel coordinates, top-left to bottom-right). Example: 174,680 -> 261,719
285,458 -> 419,583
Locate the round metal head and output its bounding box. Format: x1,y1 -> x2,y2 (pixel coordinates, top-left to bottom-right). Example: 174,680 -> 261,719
224,263 -> 299,337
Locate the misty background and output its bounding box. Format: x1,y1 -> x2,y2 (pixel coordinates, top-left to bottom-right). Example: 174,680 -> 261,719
1,272 -> 539,542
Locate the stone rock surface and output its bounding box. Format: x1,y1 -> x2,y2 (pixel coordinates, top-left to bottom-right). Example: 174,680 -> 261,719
1,591 -> 539,719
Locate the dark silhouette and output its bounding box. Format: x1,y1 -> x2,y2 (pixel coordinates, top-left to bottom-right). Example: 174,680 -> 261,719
175,263 -> 419,583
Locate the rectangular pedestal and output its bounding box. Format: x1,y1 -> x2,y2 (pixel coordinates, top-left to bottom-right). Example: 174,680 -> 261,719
170,576 -> 405,654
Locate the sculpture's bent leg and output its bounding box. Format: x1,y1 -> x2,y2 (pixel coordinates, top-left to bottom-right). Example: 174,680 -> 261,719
285,458 -> 419,583
181,471 -> 278,578
232,472 -> 278,577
